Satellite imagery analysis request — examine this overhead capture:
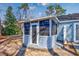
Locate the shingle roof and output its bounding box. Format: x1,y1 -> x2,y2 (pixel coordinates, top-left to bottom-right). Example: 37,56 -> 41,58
18,13 -> 79,24
57,13 -> 79,21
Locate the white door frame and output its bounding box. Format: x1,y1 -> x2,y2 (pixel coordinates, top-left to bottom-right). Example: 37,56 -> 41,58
30,23 -> 39,45
74,23 -> 79,42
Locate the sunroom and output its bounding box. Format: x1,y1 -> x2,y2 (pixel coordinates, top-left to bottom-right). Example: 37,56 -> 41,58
23,16 -> 58,49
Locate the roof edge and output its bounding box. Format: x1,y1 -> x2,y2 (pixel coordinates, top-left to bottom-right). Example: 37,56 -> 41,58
18,16 -> 59,24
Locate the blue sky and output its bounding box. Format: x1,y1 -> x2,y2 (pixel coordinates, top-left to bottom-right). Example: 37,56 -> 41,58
0,3 -> 79,21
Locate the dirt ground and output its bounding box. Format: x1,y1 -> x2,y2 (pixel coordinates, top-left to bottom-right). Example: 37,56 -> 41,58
0,35 -> 22,56
24,45 -> 78,56
25,48 -> 51,56
0,36 -> 78,56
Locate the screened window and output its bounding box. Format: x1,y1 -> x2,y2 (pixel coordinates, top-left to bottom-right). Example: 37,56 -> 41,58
39,20 -> 49,36
51,21 -> 57,35
24,22 -> 30,35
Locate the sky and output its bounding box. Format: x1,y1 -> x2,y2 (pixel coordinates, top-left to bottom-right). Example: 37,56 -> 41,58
0,3 -> 79,21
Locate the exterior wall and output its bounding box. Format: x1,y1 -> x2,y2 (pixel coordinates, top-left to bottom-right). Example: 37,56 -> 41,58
38,35 -> 56,49
23,35 -> 56,49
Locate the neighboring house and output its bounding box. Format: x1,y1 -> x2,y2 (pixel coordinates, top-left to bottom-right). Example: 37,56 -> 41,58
19,13 -> 79,49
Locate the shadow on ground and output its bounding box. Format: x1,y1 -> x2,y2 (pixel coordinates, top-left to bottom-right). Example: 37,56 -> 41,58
16,44 -> 26,56
47,36 -> 59,56
56,41 -> 78,56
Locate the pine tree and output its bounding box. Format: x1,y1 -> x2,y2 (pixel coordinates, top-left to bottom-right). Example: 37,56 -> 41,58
3,6 -> 21,35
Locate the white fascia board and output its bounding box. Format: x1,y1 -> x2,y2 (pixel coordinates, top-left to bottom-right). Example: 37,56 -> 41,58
59,19 -> 79,23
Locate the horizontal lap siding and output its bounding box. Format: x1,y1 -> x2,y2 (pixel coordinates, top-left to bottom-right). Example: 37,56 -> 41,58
24,35 -> 57,49
39,35 -> 57,49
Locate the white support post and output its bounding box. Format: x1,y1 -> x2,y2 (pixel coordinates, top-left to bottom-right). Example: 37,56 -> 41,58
49,19 -> 52,36
22,23 -> 25,44
37,21 -> 39,45
74,23 -> 77,42
64,25 -> 67,45
30,22 -> 32,44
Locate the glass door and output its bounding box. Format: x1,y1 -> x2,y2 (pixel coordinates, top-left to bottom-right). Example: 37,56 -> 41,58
32,25 -> 38,44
